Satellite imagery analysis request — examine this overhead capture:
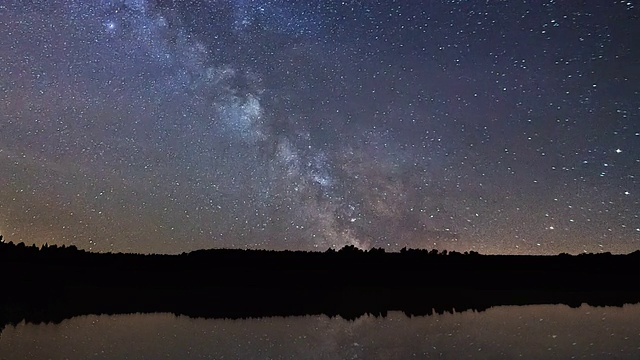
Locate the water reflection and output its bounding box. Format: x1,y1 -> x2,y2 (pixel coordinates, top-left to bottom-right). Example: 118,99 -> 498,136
1,304 -> 640,359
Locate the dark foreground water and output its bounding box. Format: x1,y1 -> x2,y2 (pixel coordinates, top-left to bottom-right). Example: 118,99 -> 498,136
1,304 -> 639,359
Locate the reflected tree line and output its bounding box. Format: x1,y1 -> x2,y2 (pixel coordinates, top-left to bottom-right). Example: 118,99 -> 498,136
1,234 -> 640,333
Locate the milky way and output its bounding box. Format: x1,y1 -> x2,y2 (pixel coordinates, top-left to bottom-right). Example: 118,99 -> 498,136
0,1 -> 638,254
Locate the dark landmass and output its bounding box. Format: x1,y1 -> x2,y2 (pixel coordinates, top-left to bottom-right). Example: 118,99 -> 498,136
1,236 -> 640,333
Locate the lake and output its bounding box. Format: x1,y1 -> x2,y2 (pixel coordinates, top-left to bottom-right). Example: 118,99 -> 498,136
1,304 -> 639,359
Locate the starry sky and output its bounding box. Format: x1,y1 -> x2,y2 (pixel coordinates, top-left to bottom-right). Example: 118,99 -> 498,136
0,0 -> 638,254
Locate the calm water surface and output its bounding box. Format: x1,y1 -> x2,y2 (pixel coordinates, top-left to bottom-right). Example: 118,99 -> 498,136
1,304 -> 639,359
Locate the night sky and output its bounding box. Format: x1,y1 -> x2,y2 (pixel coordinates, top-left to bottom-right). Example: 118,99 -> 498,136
0,0 -> 638,254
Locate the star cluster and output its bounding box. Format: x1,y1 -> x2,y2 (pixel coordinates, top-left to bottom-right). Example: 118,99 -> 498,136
0,0 -> 638,254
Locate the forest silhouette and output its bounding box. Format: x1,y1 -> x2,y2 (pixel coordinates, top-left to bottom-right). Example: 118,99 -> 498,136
2,234 -> 640,333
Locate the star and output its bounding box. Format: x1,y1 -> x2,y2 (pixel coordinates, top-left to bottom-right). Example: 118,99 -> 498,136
104,20 -> 117,32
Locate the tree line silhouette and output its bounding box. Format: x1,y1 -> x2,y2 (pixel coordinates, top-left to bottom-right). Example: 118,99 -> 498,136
1,234 -> 640,334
